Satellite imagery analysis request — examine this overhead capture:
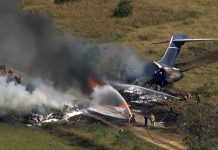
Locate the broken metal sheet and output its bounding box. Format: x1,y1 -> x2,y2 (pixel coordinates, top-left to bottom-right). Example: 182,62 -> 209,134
87,105 -> 128,120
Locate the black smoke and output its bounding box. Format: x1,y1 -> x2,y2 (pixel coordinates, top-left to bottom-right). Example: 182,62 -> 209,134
0,0 -> 144,94
0,0 -> 105,93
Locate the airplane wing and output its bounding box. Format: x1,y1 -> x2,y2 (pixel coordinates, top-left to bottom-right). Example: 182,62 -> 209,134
87,105 -> 127,120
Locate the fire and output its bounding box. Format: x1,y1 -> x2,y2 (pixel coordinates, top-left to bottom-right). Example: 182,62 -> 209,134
119,103 -> 131,109
87,76 -> 100,89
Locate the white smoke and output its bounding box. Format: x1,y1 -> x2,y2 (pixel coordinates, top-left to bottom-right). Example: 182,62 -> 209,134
90,85 -> 132,118
91,85 -> 124,105
0,77 -> 74,112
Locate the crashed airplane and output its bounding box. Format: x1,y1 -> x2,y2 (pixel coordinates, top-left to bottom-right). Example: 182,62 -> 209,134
112,35 -> 218,109
119,34 -> 218,89
2,34 -> 218,126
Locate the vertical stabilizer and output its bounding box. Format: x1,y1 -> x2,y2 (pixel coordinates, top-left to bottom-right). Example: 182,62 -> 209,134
158,34 -> 186,67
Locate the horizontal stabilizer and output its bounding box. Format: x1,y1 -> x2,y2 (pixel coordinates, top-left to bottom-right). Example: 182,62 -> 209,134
157,34 -> 218,67
173,38 -> 218,42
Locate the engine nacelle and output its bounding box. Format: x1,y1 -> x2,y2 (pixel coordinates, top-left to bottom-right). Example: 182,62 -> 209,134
164,67 -> 183,83
153,62 -> 183,86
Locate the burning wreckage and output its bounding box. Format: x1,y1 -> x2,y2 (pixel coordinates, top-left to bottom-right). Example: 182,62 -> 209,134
0,0 -> 217,129
28,103 -> 83,126
113,83 -> 179,112
0,64 -> 177,126
28,84 -> 133,126
26,81 -> 176,126
1,34 -> 217,127
0,66 -> 132,126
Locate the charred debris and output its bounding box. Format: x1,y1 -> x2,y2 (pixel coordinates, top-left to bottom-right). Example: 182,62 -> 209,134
0,64 -> 179,127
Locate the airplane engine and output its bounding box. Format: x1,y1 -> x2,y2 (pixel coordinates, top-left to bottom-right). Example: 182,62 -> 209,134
119,63 -> 184,88
150,63 -> 183,87
164,67 -> 183,83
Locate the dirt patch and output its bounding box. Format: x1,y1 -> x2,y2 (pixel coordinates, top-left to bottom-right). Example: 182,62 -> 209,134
131,126 -> 186,150
89,113 -> 187,150
177,49 -> 218,72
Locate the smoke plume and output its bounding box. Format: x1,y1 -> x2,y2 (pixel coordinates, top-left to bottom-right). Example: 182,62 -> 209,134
0,77 -> 73,112
0,0 -> 144,93
0,0 -> 144,114
0,0 -> 102,93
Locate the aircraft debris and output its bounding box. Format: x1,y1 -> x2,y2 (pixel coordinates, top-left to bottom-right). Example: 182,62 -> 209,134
27,103 -> 83,126
115,83 -> 178,102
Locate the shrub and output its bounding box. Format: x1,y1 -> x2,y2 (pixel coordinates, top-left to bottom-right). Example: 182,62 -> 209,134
54,0 -> 79,4
115,129 -> 135,145
115,129 -> 143,149
113,0 -> 133,17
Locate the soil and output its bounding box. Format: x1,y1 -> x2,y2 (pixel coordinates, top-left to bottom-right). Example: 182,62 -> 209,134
177,49 -> 218,72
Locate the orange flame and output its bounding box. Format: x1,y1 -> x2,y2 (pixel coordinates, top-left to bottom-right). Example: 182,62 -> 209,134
87,76 -> 100,89
119,103 -> 131,109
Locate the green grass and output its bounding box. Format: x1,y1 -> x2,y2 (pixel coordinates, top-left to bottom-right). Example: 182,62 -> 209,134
0,122 -> 162,150
173,63 -> 218,92
0,123 -> 86,150
42,121 -> 162,150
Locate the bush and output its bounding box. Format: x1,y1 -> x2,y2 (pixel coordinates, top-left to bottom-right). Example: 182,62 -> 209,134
115,129 -> 143,149
113,0 -> 133,17
54,0 -> 79,4
115,129 -> 135,145
87,122 -> 108,139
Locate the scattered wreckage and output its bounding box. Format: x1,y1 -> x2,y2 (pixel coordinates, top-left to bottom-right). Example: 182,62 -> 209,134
27,103 -> 83,126
26,83 -> 179,127
113,83 -> 179,112
0,64 -> 178,127
27,96 -> 132,127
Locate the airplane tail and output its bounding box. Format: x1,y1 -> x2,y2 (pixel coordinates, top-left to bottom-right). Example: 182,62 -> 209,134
156,34 -> 218,67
